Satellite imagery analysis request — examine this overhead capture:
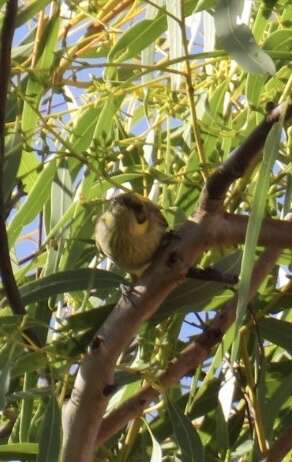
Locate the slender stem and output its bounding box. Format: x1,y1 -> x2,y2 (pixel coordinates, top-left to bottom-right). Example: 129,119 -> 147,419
118,418 -> 141,462
241,331 -> 268,453
180,2 -> 207,181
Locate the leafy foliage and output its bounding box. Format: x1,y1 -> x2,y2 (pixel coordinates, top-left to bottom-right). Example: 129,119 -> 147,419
0,0 -> 291,460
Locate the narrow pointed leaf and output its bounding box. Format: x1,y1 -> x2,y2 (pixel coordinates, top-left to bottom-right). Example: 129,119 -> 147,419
167,396 -> 205,462
232,122 -> 282,361
215,0 -> 275,75
19,269 -> 125,305
37,396 -> 61,462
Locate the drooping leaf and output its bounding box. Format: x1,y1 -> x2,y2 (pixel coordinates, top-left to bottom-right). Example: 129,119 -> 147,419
215,0 -> 275,75
8,159 -> 57,248
144,419 -> 163,462
0,343 -> 16,410
167,396 -> 205,462
19,269 -> 125,305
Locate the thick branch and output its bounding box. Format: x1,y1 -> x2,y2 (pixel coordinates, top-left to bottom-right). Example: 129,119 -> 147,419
61,101 -> 291,461
199,102 -> 292,211
0,0 -> 24,316
211,213 -> 292,248
61,225 -> 205,462
97,246 -> 281,444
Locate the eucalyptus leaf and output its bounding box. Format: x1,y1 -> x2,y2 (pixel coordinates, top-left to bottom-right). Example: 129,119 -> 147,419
259,317 -> 292,355
19,269 -> 125,305
215,0 -> 275,75
167,396 -> 205,462
37,396 -> 61,462
0,443 -> 38,461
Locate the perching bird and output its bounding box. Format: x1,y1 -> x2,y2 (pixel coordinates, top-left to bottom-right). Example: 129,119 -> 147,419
95,192 -> 168,277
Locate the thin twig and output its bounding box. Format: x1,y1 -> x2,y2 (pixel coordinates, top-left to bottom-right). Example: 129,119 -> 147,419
180,1 -> 207,180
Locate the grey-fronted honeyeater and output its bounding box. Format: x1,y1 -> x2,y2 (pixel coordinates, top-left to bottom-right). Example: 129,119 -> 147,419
95,192 -> 168,277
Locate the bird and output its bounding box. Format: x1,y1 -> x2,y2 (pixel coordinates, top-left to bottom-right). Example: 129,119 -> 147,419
95,192 -> 168,277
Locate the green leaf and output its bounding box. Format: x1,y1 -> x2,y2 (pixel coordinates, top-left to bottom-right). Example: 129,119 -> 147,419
107,20 -> 163,80
154,279 -> 233,322
245,74 -> 266,107
68,106 -> 101,154
201,81 -> 229,156
44,160 -> 73,276
0,315 -> 22,335
216,402 -> 229,453
264,370 -> 292,440
8,159 -> 57,248
37,397 -> 61,462
106,0 -> 200,80
232,122 -> 282,361
19,269 -> 125,305
16,0 -> 52,26
215,0 -> 275,75
8,387 -> 52,402
18,14 -> 60,191
62,304 -> 114,332
0,443 -> 38,460
107,379 -> 142,414
12,351 -> 49,379
167,396 -> 205,462
259,317 -> 292,355
166,1 -> 183,90
0,344 -> 16,410
19,373 -> 37,442
3,131 -> 22,204
154,252 -> 239,322
144,419 -> 162,462
91,95 -> 124,145
263,29 -> 292,52
50,160 -> 73,231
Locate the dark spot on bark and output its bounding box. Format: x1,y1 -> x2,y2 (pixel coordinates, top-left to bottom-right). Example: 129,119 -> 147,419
102,384 -> 117,396
167,251 -> 180,267
89,335 -> 104,351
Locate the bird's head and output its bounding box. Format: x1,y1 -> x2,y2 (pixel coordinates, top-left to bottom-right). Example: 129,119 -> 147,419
108,193 -> 150,236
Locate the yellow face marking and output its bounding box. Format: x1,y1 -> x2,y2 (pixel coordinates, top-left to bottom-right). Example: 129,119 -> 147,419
130,218 -> 149,236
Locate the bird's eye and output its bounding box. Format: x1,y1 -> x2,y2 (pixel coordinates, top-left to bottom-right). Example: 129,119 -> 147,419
129,200 -> 147,223
122,194 -> 147,223
135,207 -> 147,224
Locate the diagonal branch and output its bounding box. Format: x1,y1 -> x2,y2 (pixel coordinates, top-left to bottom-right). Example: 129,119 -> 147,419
61,102 -> 291,462
199,103 -> 292,212
0,0 -> 24,316
97,246 -> 281,444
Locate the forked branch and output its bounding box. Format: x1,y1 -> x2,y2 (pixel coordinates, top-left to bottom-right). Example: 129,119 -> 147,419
61,102 -> 292,462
